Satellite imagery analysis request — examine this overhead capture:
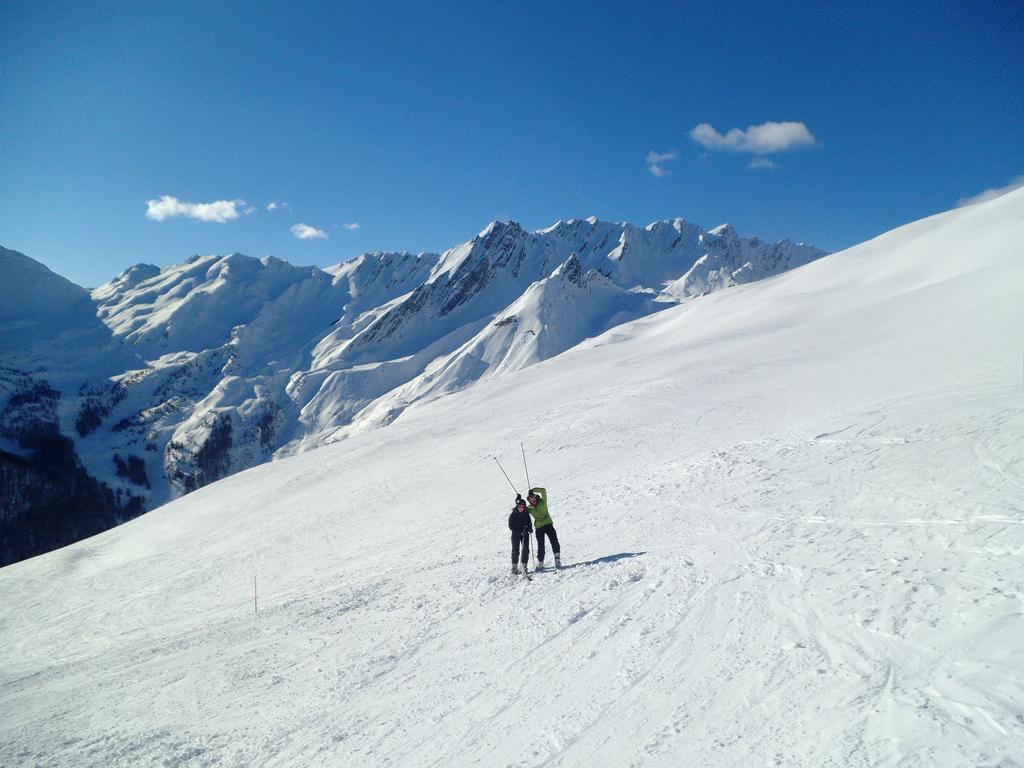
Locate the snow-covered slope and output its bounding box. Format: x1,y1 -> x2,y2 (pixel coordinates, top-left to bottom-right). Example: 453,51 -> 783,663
0,245 -> 139,442
93,253 -> 346,360
2,190 -> 1022,766
0,248 -> 150,564
0,246 -> 139,379
336,218 -> 821,365
286,218 -> 822,446
340,253 -> 658,439
83,250 -> 442,497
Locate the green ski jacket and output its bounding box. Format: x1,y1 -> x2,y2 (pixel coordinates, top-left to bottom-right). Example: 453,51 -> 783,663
527,487 -> 553,529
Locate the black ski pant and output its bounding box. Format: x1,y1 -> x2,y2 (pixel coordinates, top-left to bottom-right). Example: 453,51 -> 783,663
511,531 -> 530,564
535,524 -> 560,562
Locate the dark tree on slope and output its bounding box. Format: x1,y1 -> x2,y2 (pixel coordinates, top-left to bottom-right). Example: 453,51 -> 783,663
180,414 -> 234,493
0,427 -> 144,567
0,383 -> 145,567
114,453 -> 151,488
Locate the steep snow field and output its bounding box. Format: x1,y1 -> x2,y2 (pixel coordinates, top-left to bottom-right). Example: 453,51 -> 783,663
0,246 -> 140,380
2,190 -> 1023,767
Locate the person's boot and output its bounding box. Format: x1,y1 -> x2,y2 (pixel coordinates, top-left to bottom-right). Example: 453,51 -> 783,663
511,563 -> 519,575
554,554 -> 562,569
536,560 -> 545,571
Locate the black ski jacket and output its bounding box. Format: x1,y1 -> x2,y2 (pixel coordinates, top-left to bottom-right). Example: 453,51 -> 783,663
508,509 -> 532,537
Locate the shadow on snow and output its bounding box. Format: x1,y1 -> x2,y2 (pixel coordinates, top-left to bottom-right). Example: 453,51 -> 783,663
552,551 -> 646,571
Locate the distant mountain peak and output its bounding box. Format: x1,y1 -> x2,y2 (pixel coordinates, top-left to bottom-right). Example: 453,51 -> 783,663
114,263 -> 161,285
478,220 -> 526,240
552,252 -> 585,285
708,223 -> 737,238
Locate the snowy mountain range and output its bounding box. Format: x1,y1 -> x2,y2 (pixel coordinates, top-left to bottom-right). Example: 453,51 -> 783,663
2,189 -> 1021,766
0,218 -> 823,565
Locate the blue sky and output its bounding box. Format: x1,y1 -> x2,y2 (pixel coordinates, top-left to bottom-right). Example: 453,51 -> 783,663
2,0 -> 1021,287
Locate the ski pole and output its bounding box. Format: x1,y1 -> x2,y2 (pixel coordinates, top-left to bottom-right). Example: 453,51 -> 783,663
520,444 -> 537,570
521,443 -> 531,493
493,456 -> 518,494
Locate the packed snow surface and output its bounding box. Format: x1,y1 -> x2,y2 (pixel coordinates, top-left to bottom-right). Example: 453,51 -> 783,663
3,190 -> 1024,766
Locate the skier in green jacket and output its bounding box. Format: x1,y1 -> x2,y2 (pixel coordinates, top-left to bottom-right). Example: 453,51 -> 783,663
526,487 -> 561,569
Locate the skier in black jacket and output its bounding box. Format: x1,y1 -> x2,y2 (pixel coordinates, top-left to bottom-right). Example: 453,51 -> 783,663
508,495 -> 533,574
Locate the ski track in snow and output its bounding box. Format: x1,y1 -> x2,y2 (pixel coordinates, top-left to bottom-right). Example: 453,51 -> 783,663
2,191 -> 1024,767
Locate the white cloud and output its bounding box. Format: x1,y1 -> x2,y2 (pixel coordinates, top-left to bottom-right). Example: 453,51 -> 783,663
291,222 -> 328,240
748,158 -> 777,170
957,175 -> 1024,207
145,195 -> 245,223
267,201 -> 291,212
690,121 -> 816,155
344,222 -> 361,231
646,149 -> 678,177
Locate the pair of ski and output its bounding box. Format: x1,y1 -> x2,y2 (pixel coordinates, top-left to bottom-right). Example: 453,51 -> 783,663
512,564 -> 560,581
